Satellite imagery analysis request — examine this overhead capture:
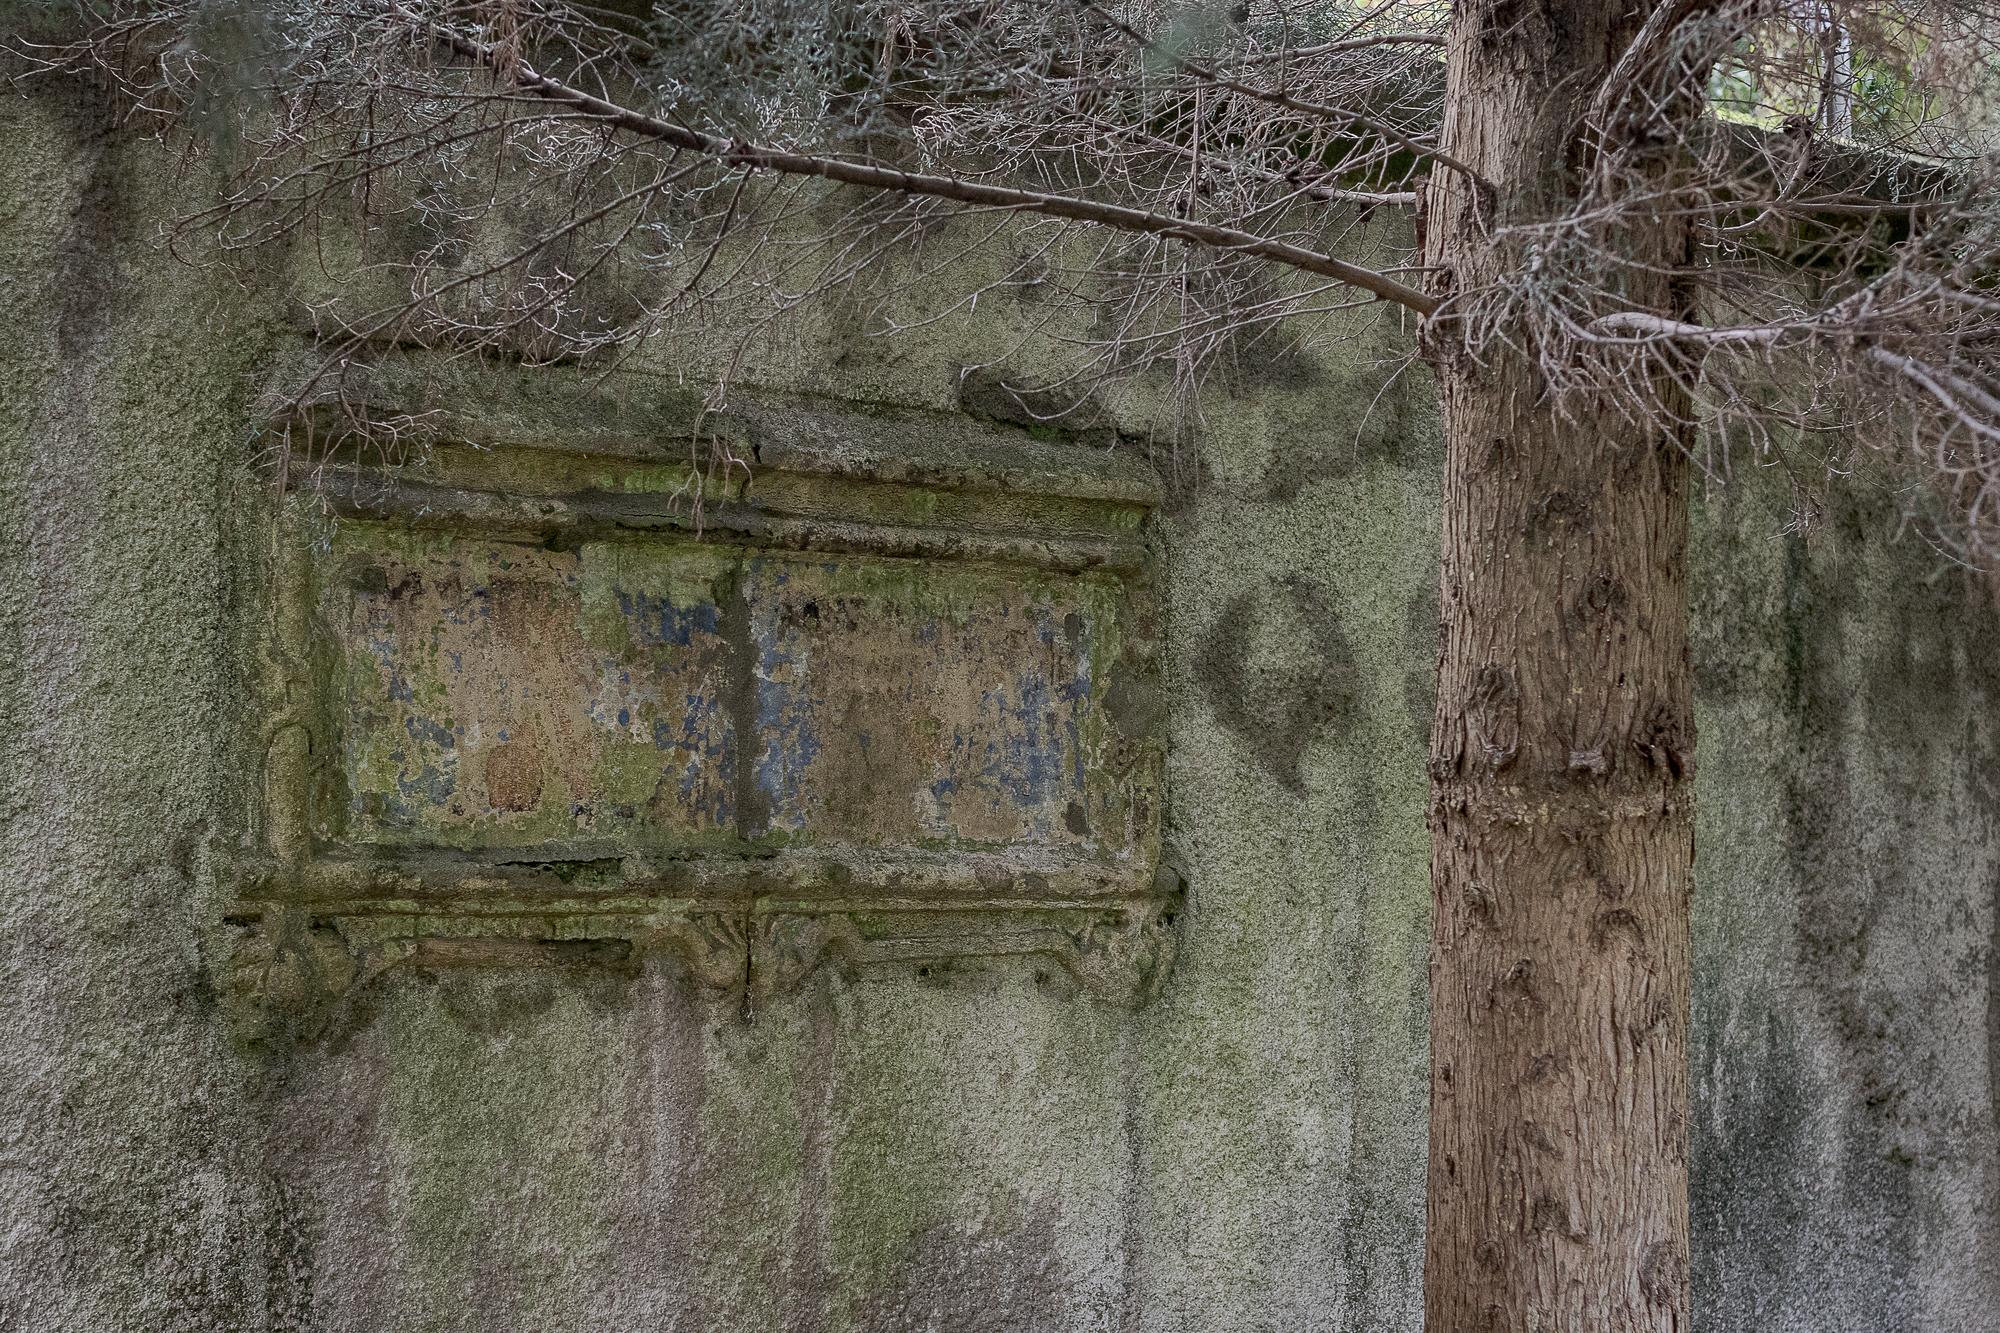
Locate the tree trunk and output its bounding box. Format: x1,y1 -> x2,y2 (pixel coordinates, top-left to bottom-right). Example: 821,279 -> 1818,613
1421,4 -> 1698,1329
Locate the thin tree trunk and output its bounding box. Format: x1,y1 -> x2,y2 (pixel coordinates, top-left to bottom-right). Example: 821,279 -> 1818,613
1421,4 -> 1698,1329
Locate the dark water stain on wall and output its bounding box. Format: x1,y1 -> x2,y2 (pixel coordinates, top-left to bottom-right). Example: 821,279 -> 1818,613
50,99 -> 124,361
780,980 -> 842,1333
603,964 -> 718,1330
1692,482 -> 2000,1328
1194,575 -> 1359,793
1984,731 -> 2000,1315
1402,580 -> 1440,749
854,1206 -> 1069,1333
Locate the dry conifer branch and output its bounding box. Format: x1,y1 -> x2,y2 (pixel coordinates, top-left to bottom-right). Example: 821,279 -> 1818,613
418,14 -> 1439,311
8,0 -> 2000,558
1068,0 -> 1489,191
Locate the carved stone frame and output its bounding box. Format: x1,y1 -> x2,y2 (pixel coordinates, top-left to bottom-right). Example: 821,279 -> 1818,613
225,377 -> 1178,1040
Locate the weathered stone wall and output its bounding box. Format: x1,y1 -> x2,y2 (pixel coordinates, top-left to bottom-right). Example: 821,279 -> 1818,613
2,84 -> 1996,1333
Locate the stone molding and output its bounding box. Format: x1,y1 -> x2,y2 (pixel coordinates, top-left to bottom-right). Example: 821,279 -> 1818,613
226,372 -> 1176,1039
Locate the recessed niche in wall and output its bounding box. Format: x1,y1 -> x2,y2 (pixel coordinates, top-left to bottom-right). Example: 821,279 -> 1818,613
227,381 -> 1175,1035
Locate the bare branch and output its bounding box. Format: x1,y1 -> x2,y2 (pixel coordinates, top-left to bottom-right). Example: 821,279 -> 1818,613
1070,0 -> 1490,193
416,9 -> 1439,313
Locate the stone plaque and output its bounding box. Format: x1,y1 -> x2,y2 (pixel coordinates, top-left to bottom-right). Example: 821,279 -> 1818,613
320,532 -> 1142,861
230,383 -> 1174,1035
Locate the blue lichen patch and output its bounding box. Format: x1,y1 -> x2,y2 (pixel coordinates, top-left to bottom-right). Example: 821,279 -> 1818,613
741,555 -> 1144,859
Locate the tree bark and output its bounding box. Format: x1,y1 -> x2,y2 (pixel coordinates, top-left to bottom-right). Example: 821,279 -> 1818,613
1421,4 -> 1698,1329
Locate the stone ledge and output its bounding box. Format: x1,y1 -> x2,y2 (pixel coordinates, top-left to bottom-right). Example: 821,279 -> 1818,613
223,880 -> 1183,1045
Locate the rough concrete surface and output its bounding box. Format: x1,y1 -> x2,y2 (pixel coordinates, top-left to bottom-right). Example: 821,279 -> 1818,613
2,83 -> 1997,1333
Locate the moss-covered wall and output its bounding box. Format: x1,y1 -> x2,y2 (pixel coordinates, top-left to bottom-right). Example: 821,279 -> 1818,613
2,84 -> 1996,1332
1689,478 -> 2000,1330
